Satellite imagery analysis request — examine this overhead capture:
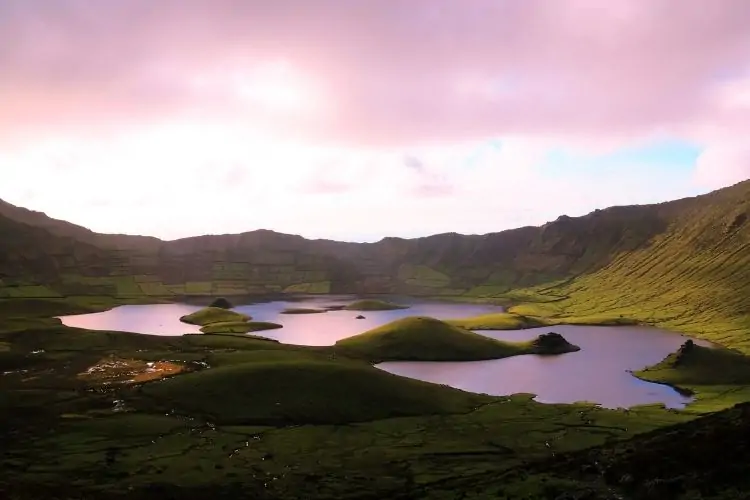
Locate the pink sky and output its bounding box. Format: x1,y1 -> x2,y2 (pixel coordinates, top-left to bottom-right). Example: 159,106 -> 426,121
1,0 -> 749,241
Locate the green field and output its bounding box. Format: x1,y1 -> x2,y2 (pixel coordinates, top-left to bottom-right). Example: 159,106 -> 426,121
1,297 -> 720,499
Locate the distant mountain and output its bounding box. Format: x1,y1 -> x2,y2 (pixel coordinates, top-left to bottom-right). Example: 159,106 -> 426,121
1,180 -> 748,348
0,199 -> 161,251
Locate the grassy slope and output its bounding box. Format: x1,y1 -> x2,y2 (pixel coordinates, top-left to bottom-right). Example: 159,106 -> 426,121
140,357 -> 489,425
544,182 -> 750,350
510,401 -> 750,500
335,316 -> 579,362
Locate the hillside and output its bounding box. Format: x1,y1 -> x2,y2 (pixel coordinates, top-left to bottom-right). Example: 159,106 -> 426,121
550,181 -> 750,350
1,180 -> 749,348
335,316 -> 580,362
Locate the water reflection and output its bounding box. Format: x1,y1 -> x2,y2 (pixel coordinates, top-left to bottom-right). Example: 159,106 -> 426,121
379,325 -> 709,409
59,298 -> 702,408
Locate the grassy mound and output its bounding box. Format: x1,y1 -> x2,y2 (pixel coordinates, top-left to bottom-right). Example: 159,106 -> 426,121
344,299 -> 409,311
280,307 -> 327,314
638,341 -> 750,386
179,307 -> 251,326
636,341 -> 750,413
139,358 -> 489,425
447,312 -> 548,330
335,316 -> 578,362
199,320 -> 282,334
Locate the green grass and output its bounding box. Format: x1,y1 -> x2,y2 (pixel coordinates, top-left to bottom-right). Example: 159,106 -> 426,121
179,307 -> 251,326
344,299 -> 409,311
1,285 -> 63,298
553,314 -> 641,326
517,401 -> 750,500
448,310 -> 642,330
0,300 -> 699,499
280,307 -> 327,314
283,281 -> 332,294
447,312 -> 548,330
397,264 -> 451,288
507,303 -> 563,317
184,281 -> 214,294
199,321 -> 282,334
138,357 -> 489,425
636,343 -> 750,413
335,316 -> 579,362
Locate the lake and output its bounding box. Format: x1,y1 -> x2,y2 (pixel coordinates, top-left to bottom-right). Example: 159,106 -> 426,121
59,296 -> 703,409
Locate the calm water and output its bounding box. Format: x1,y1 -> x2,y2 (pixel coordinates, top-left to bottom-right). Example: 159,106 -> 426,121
59,296 -> 702,409
380,326 -> 710,409
59,296 -> 501,342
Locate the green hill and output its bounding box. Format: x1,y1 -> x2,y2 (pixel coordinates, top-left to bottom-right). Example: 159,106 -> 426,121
139,357 -> 490,425
335,316 -> 579,362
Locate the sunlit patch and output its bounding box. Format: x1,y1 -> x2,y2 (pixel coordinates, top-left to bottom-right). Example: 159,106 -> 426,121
78,357 -> 188,385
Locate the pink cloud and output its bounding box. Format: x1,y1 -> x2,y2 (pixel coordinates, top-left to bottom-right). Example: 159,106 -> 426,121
694,148 -> 750,189
1,0 -> 750,147
2,0 -> 750,240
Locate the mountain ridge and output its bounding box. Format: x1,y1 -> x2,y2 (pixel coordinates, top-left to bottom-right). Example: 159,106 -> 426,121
1,180 -> 748,349
2,181 -> 734,245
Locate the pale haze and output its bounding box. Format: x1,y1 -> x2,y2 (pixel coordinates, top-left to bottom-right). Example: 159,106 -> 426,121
1,0 -> 750,241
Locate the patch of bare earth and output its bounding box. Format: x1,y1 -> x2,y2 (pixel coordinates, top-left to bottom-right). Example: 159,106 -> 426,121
78,357 -> 188,385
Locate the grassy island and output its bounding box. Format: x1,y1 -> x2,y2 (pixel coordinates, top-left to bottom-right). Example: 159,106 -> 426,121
280,307 -> 328,314
199,320 -> 283,334
179,306 -> 251,326
335,316 -> 579,362
344,299 -> 409,311
179,306 -> 282,334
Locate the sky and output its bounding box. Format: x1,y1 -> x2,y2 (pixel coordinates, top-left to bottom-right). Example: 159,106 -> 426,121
1,0 -> 750,242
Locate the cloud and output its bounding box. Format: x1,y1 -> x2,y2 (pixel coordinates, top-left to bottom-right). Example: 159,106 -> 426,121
2,0 -> 750,147
0,1 -> 748,240
693,147 -> 750,189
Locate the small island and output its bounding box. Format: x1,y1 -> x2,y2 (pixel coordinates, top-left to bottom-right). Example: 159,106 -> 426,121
344,299 -> 410,311
200,321 -> 283,334
180,307 -> 251,326
529,332 -> 582,355
280,307 -> 328,315
180,306 -> 282,334
335,316 -> 580,363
